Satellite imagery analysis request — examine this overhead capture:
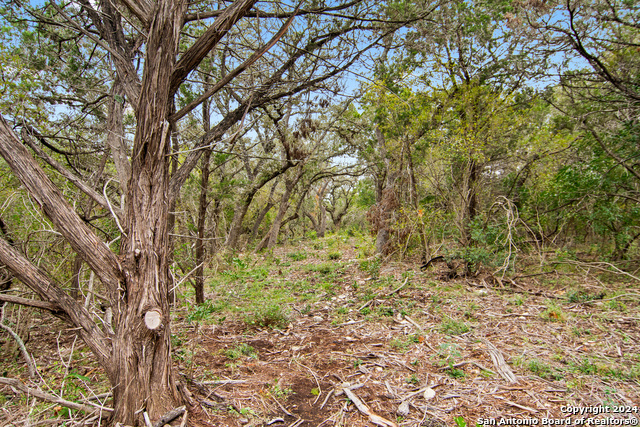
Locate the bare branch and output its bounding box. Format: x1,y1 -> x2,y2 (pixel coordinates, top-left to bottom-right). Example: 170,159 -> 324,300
0,293 -> 61,312
0,377 -> 111,414
20,127 -> 122,219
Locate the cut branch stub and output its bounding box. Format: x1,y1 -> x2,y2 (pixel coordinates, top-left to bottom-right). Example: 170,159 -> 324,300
144,309 -> 163,330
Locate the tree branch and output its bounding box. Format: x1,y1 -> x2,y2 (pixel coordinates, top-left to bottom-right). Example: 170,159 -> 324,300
169,0 -> 259,97
0,377 -> 111,414
171,4 -> 300,122
0,293 -> 61,312
0,116 -> 123,296
0,238 -> 111,366
20,128 -> 122,219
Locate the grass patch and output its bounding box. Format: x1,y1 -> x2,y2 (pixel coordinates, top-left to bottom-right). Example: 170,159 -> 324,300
439,316 -> 470,335
224,343 -> 257,360
287,251 -> 308,261
244,303 -> 290,329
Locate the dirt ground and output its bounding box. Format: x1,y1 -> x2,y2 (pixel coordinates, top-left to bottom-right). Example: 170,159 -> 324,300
1,242 -> 639,426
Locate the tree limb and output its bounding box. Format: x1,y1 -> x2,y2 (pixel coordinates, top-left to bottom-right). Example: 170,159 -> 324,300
0,377 -> 111,414
0,238 -> 112,366
171,3 -> 300,122
0,293 -> 61,312
169,0 -> 259,97
0,116 -> 123,297
20,128 -> 122,219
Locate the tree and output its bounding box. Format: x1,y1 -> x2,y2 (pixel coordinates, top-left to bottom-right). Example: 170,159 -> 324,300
0,0 -> 398,423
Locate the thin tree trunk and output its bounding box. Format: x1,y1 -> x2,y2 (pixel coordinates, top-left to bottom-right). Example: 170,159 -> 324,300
194,96 -> 212,305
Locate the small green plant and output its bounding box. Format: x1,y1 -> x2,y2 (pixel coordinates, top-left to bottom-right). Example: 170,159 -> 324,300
269,382 -> 293,399
567,290 -> 605,304
224,343 -> 257,360
245,304 -> 290,329
406,373 -> 419,385
377,306 -> 394,317
528,359 -> 563,380
439,316 -> 470,335
390,334 -> 421,352
328,251 -> 342,260
540,301 -> 566,322
187,300 -> 226,323
359,257 -> 381,277
232,256 -> 248,270
447,366 -> 465,379
287,251 -> 308,261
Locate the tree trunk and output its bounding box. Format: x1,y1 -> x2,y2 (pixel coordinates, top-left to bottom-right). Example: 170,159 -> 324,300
194,97 -> 212,305
109,1 -> 188,421
257,168 -> 302,251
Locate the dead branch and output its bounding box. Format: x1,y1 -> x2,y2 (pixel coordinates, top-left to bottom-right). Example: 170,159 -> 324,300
0,377 -> 112,414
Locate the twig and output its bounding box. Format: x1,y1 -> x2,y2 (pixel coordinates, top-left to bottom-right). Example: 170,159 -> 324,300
386,277 -> 409,296
200,379 -> 247,385
272,396 -> 293,417
0,304 -> 37,378
484,340 -> 517,384
143,411 -> 153,427
493,395 -> 539,413
0,377 -> 111,413
152,405 -> 186,427
358,299 -> 374,312
320,389 -> 334,409
288,419 -> 304,427
402,315 -> 422,330
342,387 -> 398,427
296,361 -> 322,405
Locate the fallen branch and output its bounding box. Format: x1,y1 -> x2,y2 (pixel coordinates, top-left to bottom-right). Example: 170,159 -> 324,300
493,395 -> 539,413
152,405 -> 186,427
0,377 -> 111,414
484,340 -> 517,384
386,277 -> 409,296
342,386 -> 398,427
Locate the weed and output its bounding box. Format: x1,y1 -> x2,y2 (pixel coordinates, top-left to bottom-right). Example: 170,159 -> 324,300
269,382 -> 293,399
328,251 -> 342,260
224,343 -> 257,360
439,316 -> 470,335
359,257 -> 381,277
187,300 -> 227,323
607,300 -> 628,312
390,334 -> 421,352
306,262 -> 339,275
540,301 -> 566,322
377,306 -> 394,317
406,373 -> 419,385
287,251 -> 308,261
566,290 -> 605,304
447,368 -> 465,379
335,306 -> 348,315
528,359 -> 563,380
245,304 -> 290,329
